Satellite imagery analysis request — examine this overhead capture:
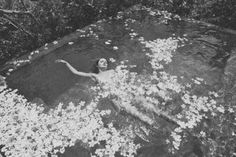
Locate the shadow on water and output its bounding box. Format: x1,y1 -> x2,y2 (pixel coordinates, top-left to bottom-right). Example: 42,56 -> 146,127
4,5 -> 236,157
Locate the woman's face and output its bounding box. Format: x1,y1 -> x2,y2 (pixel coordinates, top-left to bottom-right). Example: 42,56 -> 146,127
98,58 -> 108,70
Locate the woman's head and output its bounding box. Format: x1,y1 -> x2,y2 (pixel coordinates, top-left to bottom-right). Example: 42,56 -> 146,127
92,58 -> 108,73
96,58 -> 108,73
97,58 -> 108,70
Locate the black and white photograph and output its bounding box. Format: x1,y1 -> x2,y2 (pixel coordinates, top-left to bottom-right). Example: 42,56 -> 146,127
0,0 -> 236,157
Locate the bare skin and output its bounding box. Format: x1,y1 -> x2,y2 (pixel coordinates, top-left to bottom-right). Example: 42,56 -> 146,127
55,59 -> 114,83
55,59 -> 178,127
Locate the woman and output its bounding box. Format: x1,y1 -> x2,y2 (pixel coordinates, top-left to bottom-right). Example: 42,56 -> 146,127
56,58 -> 120,112
55,58 -> 115,83
55,58 -> 161,126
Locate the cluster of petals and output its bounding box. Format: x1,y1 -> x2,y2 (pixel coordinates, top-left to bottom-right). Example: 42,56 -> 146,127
0,87 -> 139,157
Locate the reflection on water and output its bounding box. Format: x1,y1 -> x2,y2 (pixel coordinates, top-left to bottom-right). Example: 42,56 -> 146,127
5,5 -> 236,157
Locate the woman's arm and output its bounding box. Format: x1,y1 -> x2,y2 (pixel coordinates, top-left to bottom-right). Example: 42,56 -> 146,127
55,59 -> 96,78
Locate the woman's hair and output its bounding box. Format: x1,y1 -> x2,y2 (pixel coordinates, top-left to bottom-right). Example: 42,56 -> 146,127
91,59 -> 100,74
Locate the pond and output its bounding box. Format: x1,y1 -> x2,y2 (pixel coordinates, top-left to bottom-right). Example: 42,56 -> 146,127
3,5 -> 236,157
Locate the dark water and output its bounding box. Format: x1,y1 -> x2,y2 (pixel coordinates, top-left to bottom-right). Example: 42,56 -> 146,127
5,5 -> 236,157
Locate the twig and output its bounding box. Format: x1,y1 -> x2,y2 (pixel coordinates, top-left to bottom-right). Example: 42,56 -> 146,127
0,8 -> 40,25
0,8 -> 31,15
2,14 -> 33,37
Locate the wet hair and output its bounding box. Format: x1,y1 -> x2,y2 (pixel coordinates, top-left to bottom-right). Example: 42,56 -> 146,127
91,59 -> 100,74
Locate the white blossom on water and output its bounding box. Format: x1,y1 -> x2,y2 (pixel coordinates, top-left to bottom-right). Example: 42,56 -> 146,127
0,87 -> 140,157
142,37 -> 178,69
109,58 -> 116,63
91,35 -> 224,152
53,41 -> 58,45
0,20 -> 227,156
68,42 -> 74,45
112,46 -> 118,50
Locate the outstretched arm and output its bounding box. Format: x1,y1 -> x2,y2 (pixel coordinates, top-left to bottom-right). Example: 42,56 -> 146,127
55,59 -> 96,78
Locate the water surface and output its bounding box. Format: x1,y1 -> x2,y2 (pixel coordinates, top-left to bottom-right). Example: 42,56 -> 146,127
5,5 -> 236,157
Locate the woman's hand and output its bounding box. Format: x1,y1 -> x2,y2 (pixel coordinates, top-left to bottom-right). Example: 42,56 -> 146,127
55,59 -> 67,64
